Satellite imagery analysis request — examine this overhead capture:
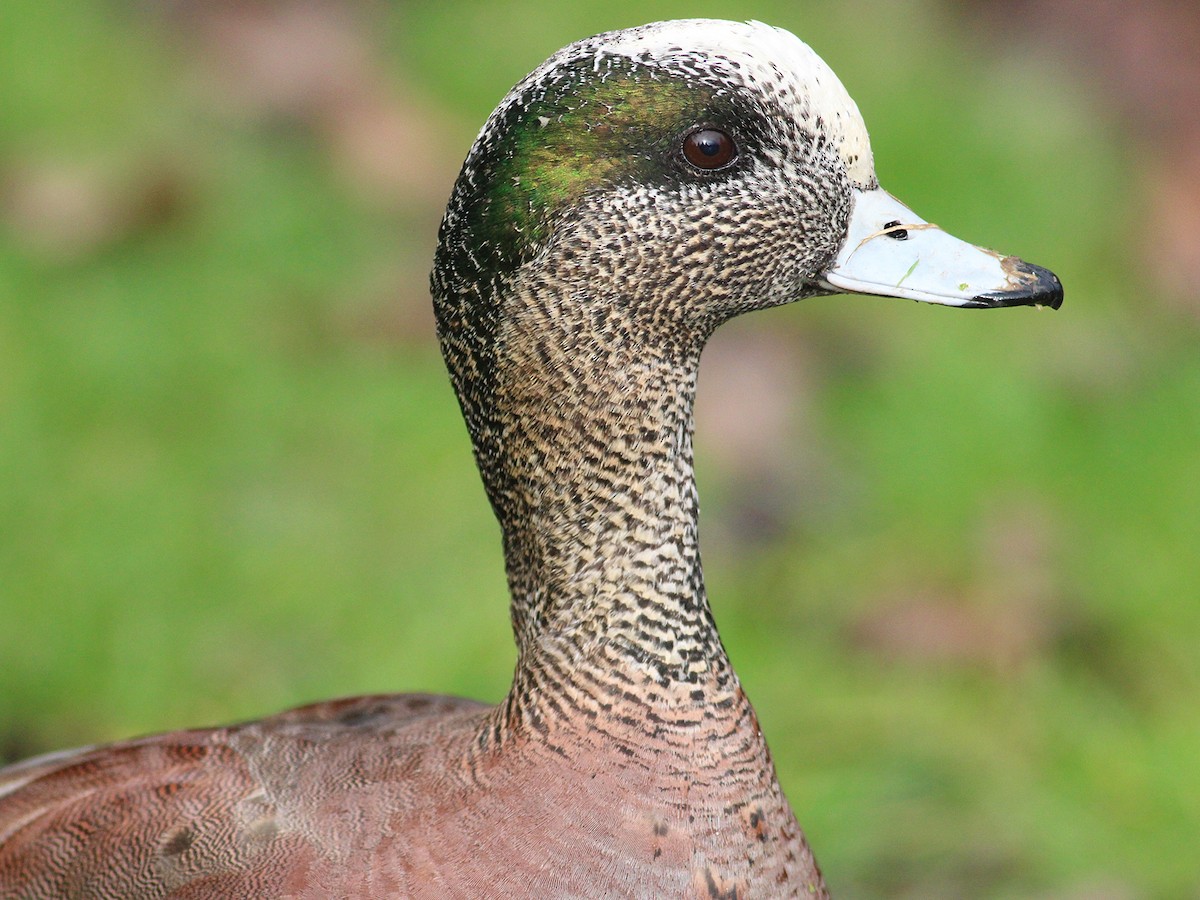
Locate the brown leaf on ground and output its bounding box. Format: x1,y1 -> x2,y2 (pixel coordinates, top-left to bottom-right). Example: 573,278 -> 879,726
1144,139 -> 1200,320
697,325 -> 832,546
853,498 -> 1063,672
160,0 -> 458,208
1,160 -> 189,263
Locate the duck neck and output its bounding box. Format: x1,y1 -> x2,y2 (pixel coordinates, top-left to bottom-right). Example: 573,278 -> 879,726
477,292 -> 738,739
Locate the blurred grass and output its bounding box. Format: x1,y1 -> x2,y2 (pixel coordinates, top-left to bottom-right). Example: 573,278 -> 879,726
2,0 -> 1198,897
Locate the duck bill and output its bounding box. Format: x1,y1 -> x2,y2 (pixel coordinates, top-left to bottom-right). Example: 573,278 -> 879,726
819,188 -> 1063,310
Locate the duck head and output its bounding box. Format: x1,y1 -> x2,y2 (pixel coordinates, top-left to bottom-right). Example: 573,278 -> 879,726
431,18 -> 1061,525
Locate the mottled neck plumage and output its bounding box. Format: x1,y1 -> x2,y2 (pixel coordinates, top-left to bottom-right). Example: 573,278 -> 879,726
462,270 -> 736,738
496,295 -> 728,678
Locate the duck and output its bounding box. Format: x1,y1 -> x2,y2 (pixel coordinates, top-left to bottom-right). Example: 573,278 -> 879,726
0,19 -> 1061,899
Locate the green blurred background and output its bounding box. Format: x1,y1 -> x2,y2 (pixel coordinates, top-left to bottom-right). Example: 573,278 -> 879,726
2,0 -> 1198,896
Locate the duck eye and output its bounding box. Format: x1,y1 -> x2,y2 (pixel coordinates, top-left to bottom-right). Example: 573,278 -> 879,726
681,128 -> 737,170
883,220 -> 909,240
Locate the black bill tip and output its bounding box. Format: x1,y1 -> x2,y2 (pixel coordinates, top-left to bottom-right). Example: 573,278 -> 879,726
972,259 -> 1063,310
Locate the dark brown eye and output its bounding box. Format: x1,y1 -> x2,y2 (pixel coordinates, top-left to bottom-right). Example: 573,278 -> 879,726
681,128 -> 737,170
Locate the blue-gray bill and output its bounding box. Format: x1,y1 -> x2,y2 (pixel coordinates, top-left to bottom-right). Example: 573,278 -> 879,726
820,187 -> 1063,310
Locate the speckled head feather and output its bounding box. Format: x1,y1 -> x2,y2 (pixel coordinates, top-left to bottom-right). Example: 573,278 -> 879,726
434,19 -> 873,285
